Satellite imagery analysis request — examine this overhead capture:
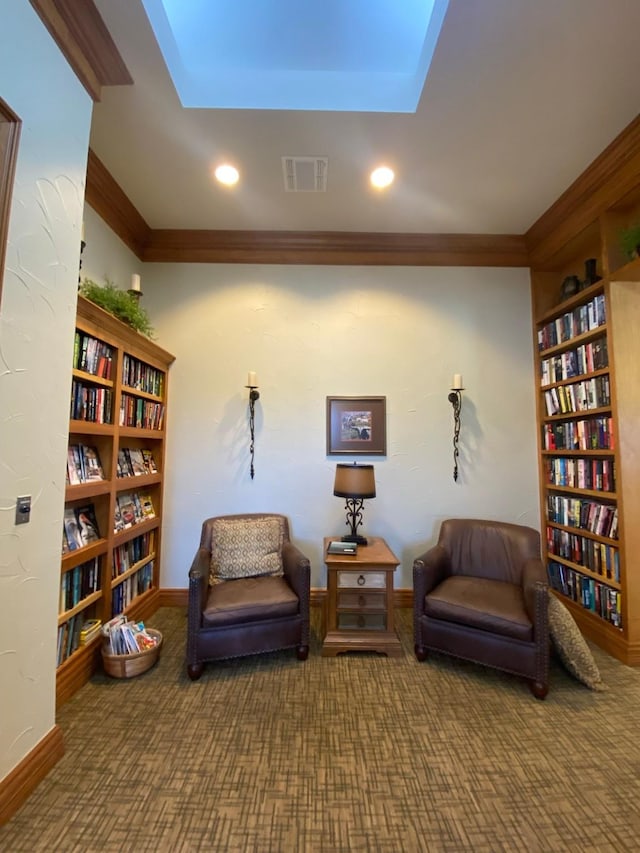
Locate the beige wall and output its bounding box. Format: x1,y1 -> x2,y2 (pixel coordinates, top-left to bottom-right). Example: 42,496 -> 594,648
82,218 -> 540,589
0,0 -> 91,781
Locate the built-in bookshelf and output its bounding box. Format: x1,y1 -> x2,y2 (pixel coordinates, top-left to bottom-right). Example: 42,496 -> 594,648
531,185 -> 640,664
57,295 -> 174,706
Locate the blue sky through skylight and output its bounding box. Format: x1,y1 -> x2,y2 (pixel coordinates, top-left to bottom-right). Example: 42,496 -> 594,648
140,0 -> 449,112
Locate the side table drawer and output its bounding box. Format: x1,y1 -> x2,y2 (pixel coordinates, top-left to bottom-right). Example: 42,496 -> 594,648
338,590 -> 385,610
338,613 -> 387,631
337,571 -> 386,589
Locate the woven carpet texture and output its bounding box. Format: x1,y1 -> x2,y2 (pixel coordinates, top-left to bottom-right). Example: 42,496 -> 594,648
2,607 -> 640,852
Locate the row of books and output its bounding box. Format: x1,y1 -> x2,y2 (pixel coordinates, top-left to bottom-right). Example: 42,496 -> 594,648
67,444 -> 105,485
543,374 -> 610,416
548,562 -> 622,628
537,294 -> 606,351
542,416 -> 613,451
60,557 -> 100,614
121,354 -> 164,398
114,491 -> 156,533
546,526 -> 620,582
73,332 -> 113,379
546,495 -> 618,540
117,447 -> 158,478
113,531 -> 156,579
119,394 -> 165,430
62,504 -> 101,554
70,380 -> 113,424
111,563 -> 154,614
57,615 -> 103,667
539,337 -> 608,386
545,457 -> 615,493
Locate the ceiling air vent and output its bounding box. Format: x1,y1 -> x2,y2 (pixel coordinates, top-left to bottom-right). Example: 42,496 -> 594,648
282,156 -> 328,192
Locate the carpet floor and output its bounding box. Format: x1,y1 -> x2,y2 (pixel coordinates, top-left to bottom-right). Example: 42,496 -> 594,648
2,607 -> 640,852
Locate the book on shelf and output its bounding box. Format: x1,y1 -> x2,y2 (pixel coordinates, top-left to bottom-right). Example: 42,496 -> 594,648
74,504 -> 101,547
117,494 -> 137,529
81,445 -> 105,481
67,447 -> 81,485
128,448 -> 146,476
63,506 -> 83,551
139,493 -> 156,519
141,449 -> 158,474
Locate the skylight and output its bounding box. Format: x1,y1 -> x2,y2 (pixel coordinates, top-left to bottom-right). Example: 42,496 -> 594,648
140,0 -> 449,112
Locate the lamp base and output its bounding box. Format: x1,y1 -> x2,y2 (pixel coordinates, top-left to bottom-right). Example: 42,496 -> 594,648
342,534 -> 368,545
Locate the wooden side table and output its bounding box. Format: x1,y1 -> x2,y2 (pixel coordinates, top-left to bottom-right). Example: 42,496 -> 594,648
322,536 -> 403,657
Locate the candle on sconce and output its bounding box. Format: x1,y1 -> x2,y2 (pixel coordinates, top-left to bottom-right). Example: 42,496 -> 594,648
452,374 -> 463,390
247,371 -> 258,387
131,274 -> 141,292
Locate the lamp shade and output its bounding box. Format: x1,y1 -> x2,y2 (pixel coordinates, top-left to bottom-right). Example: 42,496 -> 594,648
333,463 -> 376,499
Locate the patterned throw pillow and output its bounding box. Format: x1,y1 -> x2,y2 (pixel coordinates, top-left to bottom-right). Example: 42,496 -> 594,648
547,592 -> 606,691
209,517 -> 284,585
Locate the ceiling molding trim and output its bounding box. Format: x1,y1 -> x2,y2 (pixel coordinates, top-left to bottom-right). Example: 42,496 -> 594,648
526,114 -> 640,266
85,150 -> 150,258
29,0 -> 132,102
141,229 -> 529,266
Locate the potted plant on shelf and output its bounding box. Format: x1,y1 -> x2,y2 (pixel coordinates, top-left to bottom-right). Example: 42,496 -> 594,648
618,223 -> 640,262
79,278 -> 155,338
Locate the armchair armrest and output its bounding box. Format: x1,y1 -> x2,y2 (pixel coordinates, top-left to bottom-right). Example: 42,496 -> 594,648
282,541 -> 311,603
188,547 -> 210,618
413,545 -> 450,601
522,556 -> 548,638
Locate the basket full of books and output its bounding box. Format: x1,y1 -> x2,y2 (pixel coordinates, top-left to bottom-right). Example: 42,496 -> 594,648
101,614 -> 162,679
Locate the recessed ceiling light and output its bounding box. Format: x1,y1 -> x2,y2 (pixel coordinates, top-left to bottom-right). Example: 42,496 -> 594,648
214,164 -> 239,186
370,166 -> 394,189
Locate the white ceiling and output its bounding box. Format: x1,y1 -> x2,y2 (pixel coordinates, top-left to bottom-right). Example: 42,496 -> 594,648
90,0 -> 640,235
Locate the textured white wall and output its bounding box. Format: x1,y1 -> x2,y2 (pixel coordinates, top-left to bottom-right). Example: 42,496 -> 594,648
0,1 -> 91,781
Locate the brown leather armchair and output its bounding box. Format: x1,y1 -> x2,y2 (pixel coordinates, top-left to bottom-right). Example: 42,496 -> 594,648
187,513 -> 310,680
413,518 -> 549,698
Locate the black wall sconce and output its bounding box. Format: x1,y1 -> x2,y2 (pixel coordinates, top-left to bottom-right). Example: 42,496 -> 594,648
246,371 -> 260,479
447,374 -> 464,482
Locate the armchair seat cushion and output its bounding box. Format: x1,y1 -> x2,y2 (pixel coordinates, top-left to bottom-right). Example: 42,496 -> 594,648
203,575 -> 299,628
425,576 -> 533,642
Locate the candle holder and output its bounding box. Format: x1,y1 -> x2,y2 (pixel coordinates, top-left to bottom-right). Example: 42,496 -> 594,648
447,381 -> 464,482
246,383 -> 260,479
128,274 -> 143,302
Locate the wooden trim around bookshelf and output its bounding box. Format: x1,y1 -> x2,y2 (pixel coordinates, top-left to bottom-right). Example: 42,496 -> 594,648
28,0 -> 132,102
0,725 -> 64,826
526,114 -> 640,266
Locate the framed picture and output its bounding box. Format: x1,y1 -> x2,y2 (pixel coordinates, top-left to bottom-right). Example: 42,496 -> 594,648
326,396 -> 387,456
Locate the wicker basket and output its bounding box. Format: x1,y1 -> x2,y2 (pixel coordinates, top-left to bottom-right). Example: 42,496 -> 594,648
101,628 -> 163,679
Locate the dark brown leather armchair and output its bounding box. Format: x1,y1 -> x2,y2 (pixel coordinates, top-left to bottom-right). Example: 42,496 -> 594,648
187,513 -> 310,680
413,518 -> 549,698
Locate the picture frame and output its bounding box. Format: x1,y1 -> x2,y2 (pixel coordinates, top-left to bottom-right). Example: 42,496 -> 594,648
326,396 -> 387,456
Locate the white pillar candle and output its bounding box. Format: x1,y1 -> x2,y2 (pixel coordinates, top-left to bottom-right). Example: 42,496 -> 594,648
131,274 -> 141,292
452,374 -> 463,389
81,221 -> 85,242
247,371 -> 258,387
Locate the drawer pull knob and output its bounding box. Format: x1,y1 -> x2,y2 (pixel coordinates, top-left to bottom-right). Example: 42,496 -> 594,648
358,595 -> 366,607
357,574 -> 366,586
358,614 -> 366,628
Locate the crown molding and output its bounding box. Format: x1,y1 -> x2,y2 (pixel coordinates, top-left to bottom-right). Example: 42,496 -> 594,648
526,114 -> 640,266
29,0 -> 132,102
85,150 -> 150,257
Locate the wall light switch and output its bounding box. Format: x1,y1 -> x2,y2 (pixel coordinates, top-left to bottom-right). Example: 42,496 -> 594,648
15,495 -> 31,525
